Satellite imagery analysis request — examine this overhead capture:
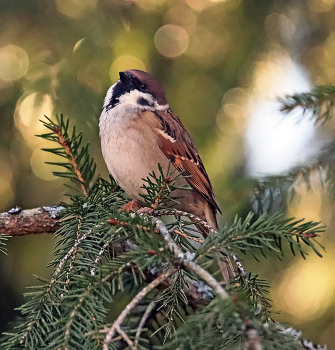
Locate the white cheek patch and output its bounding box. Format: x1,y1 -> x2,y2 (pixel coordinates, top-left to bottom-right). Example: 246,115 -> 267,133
119,90 -> 153,108
118,90 -> 169,111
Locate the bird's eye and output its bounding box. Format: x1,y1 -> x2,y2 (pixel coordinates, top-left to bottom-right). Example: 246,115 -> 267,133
140,83 -> 146,90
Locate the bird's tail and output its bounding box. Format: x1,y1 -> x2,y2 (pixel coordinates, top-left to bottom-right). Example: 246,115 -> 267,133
218,254 -> 235,281
198,205 -> 236,282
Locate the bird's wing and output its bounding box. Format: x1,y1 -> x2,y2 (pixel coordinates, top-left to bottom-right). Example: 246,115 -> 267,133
143,109 -> 220,213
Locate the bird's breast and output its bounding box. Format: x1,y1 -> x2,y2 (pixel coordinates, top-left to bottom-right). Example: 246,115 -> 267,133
99,109 -> 169,200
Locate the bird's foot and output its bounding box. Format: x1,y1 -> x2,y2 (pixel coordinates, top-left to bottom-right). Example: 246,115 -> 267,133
118,200 -> 142,212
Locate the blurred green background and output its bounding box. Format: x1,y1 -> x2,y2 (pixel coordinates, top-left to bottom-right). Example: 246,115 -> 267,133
1,0 -> 335,347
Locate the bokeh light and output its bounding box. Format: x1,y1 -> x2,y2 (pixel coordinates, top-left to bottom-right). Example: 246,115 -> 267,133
77,61 -> 104,94
308,0 -> 335,13
164,5 -> 198,34
154,25 -> 189,58
24,63 -> 55,82
56,0 -> 98,19
246,53 -> 317,175
14,93 -> 53,145
0,45 -> 29,81
30,146 -> 60,181
185,0 -> 211,11
0,151 -> 14,211
186,26 -> 227,66
131,0 -> 167,11
109,55 -> 147,82
274,256 -> 335,320
216,104 -> 246,134
113,31 -> 149,62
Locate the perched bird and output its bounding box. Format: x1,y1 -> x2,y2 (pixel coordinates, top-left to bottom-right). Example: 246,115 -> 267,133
99,69 -> 234,279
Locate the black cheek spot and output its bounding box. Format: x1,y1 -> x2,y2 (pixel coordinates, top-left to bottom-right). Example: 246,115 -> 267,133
138,97 -> 154,107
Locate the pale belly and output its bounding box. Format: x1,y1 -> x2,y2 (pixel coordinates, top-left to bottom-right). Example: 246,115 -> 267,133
100,125 -> 170,200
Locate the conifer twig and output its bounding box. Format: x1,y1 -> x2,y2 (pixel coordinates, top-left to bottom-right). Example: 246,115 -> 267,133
279,86 -> 335,123
90,227 -> 123,275
233,254 -> 247,276
153,209 -> 216,234
53,229 -> 91,279
109,218 -> 159,234
151,175 -> 171,210
52,125 -> 88,196
173,229 -> 204,244
103,269 -> 177,350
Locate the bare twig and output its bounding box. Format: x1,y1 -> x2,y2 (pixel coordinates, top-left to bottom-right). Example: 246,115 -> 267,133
0,206 -> 63,236
134,300 -> 156,348
115,325 -> 137,350
152,217 -> 229,299
103,269 -> 177,350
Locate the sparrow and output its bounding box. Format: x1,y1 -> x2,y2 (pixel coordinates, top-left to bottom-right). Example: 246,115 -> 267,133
99,69 -> 234,279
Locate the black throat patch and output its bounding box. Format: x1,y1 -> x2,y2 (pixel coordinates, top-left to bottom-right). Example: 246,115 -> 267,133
105,81 -> 132,111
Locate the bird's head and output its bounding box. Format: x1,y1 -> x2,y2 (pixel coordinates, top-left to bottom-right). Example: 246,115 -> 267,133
104,69 -> 169,112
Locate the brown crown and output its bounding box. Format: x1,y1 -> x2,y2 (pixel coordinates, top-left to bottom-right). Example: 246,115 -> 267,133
126,69 -> 168,106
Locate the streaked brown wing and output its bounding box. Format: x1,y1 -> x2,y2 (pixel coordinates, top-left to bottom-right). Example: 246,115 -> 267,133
152,109 -> 221,213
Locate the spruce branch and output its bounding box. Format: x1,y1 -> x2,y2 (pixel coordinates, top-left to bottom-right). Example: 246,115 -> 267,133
251,161 -> 332,215
140,164 -> 190,210
198,212 -> 325,261
50,259 -> 131,350
231,273 -> 273,322
37,115 -> 97,196
254,85 -> 335,213
108,218 -> 160,234
156,270 -> 190,342
52,229 -> 92,280
279,85 -> 335,123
